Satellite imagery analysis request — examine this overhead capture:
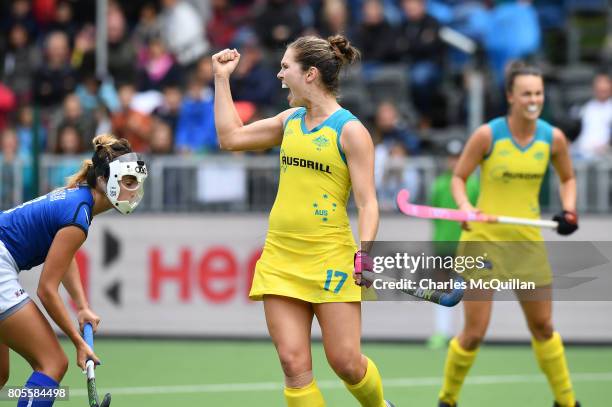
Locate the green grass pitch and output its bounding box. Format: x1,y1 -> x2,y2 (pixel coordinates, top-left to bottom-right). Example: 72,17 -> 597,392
5,340 -> 612,406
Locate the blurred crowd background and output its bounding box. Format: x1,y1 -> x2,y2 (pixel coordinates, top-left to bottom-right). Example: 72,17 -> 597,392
0,0 -> 610,212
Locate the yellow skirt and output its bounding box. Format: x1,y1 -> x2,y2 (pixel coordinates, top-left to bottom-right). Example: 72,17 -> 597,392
249,230 -> 362,303
457,226 -> 552,287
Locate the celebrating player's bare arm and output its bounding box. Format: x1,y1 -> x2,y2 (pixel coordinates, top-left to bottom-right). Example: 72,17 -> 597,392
343,120 -> 379,251
212,48 -> 298,151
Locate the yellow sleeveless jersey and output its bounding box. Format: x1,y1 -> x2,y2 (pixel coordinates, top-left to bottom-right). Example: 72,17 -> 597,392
462,117 -> 553,242
250,108 -> 363,303
459,117 -> 554,287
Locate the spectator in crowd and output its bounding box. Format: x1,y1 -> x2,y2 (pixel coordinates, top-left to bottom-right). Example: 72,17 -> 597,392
572,73 -> 612,159
150,117 -> 184,208
46,1 -> 79,45
206,0 -> 250,50
112,83 -> 153,152
16,105 -> 46,156
70,24 -> 96,76
396,0 -> 445,128
0,127 -> 34,205
51,93 -> 96,151
185,0 -> 213,22
160,0 -> 209,69
107,3 -> 138,86
94,104 -> 113,136
74,73 -> 120,114
375,142 -> 421,210
138,36 -> 183,92
175,75 -> 217,154
132,3 -> 162,49
373,101 -> 421,208
373,101 -> 421,154
483,1 -> 540,88
254,0 -> 304,53
48,124 -> 84,190
153,84 -> 183,132
194,55 -> 215,88
353,0 -> 397,65
0,127 -> 20,208
2,127 -> 18,161
1,23 -> 40,104
0,1 -> 604,210
150,119 -> 175,155
1,0 -> 37,40
316,0 -> 350,39
32,31 -> 78,110
14,112 -> 40,198
230,35 -> 277,108
0,83 -> 17,131
54,124 -> 84,155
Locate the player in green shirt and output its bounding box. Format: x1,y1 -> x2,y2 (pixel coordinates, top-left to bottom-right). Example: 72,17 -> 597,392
427,139 -> 479,349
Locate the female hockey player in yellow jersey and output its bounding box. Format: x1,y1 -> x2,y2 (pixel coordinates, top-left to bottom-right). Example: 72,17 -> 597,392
438,61 -> 580,407
213,35 -> 394,407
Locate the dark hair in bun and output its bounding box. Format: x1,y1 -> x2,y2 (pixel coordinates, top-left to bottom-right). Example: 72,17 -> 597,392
289,34 -> 360,95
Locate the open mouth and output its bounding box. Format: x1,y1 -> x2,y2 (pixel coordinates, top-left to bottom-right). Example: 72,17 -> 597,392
282,83 -> 293,102
527,104 -> 539,113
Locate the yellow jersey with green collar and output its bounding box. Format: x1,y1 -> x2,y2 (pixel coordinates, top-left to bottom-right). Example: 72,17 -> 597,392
250,107 -> 363,303
462,117 -> 553,242
459,117 -> 554,286
269,107 -> 354,233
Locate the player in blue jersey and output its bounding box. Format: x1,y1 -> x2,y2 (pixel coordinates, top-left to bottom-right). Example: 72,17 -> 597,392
0,134 -> 147,407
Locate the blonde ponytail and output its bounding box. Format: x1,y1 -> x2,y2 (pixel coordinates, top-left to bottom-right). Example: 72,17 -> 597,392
65,159 -> 93,188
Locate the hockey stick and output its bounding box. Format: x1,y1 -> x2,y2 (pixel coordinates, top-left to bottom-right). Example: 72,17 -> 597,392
83,323 -> 111,407
362,270 -> 464,307
396,189 -> 558,229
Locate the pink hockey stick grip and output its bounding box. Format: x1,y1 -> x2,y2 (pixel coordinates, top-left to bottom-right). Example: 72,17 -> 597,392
354,251 -> 373,273
354,251 -> 374,287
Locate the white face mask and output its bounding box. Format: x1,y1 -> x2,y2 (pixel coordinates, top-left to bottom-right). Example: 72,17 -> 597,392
103,153 -> 148,214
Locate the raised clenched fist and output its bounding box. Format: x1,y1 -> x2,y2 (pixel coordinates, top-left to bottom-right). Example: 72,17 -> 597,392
212,48 -> 241,79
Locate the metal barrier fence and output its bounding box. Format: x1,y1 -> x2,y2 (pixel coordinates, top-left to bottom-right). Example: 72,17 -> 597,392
0,154 -> 611,214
